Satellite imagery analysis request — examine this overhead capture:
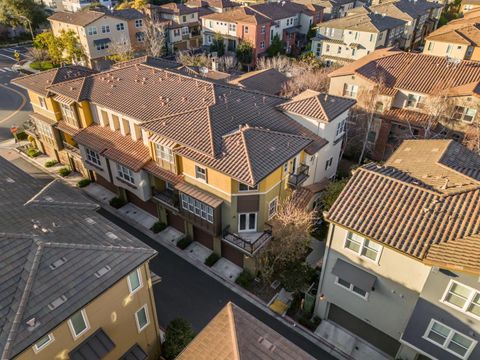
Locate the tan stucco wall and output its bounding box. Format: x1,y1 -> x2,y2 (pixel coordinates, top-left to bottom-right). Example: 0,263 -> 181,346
15,262 -> 160,360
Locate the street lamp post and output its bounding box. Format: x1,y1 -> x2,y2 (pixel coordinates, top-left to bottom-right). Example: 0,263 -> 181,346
18,15 -> 34,41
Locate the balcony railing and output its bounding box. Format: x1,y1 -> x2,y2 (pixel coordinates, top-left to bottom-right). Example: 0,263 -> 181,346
222,223 -> 272,256
288,163 -> 309,187
152,189 -> 179,210
62,141 -> 80,155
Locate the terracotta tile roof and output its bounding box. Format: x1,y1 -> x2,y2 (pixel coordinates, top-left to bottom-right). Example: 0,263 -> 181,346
202,7 -> 271,24
330,50 -> 480,97
155,2 -> 198,15
11,66 -> 94,96
327,140 -> 480,270
177,302 -> 316,360
48,8 -> 143,27
249,2 -> 322,20
426,12 -> 480,46
143,161 -> 183,185
186,0 -> 239,9
30,112 -> 56,126
175,181 -> 223,207
73,125 -> 150,171
55,120 -> 82,136
278,90 -> 356,122
317,12 -> 406,32
382,108 -> 438,128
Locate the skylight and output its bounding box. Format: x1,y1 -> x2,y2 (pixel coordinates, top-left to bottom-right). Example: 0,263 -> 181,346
49,257 -> 68,270
48,295 -> 68,310
94,265 -> 112,278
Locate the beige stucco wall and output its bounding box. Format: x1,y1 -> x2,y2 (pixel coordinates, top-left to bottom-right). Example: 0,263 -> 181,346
15,262 -> 160,360
423,39 -> 468,59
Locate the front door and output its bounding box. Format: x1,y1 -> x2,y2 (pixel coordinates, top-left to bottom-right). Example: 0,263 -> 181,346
238,212 -> 257,232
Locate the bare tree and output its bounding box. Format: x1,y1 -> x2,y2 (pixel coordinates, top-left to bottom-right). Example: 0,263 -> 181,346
107,35 -> 134,63
258,196 -> 316,283
216,55 -> 239,72
176,50 -> 211,67
143,17 -> 166,57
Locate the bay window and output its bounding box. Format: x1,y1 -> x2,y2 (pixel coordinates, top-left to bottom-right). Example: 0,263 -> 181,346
181,193 -> 214,223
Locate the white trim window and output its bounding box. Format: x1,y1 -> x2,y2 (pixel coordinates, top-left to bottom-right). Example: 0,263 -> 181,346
32,334 -> 54,353
117,164 -> 135,184
155,143 -> 174,163
60,103 -> 77,126
344,232 -> 382,262
194,165 -> 207,182
335,276 -> 368,300
135,19 -> 143,28
68,309 -> 89,339
336,118 -> 346,137
86,148 -> 101,166
238,212 -> 257,232
181,193 -> 214,223
453,106 -> 477,123
442,280 -> 480,319
87,26 -> 97,36
423,319 -> 477,359
135,305 -> 150,332
38,96 -> 47,109
101,25 -> 110,34
127,268 -> 143,295
239,183 -> 258,192
36,121 -> 53,139
116,23 -> 125,31
342,84 -> 358,98
182,26 -> 189,36
406,93 -> 423,108
268,197 -> 278,219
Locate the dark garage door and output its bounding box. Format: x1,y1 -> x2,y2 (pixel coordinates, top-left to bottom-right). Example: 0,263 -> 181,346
126,191 -> 157,216
193,226 -> 214,250
221,241 -> 244,267
95,173 -> 118,194
328,304 -> 401,357
167,210 -> 184,233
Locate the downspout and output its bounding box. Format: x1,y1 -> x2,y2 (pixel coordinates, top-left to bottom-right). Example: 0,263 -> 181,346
314,221 -> 335,316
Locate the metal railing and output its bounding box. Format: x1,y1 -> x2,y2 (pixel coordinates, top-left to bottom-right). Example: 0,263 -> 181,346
62,141 -> 80,155
152,189 -> 179,210
288,163 -> 310,187
222,223 -> 273,255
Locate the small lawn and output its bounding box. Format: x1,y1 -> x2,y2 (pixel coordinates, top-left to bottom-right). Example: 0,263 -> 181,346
30,61 -> 58,71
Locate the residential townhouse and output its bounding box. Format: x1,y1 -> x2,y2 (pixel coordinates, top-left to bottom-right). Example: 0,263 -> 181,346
48,8 -> 146,69
185,0 -> 240,14
0,157 -> 161,360
60,0 -> 115,12
294,0 -> 357,20
424,9 -> 480,60
176,302 -> 316,359
311,11 -> 406,63
144,3 -> 202,53
461,0 -> 480,13
316,139 -> 480,360
202,2 -> 323,59
12,56 -> 355,272
327,48 -> 480,160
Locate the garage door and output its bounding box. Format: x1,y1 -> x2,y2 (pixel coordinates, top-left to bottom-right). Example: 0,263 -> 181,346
95,173 -> 118,194
193,226 -> 214,250
221,241 -> 244,267
167,210 -> 185,233
126,191 -> 157,216
328,304 -> 400,356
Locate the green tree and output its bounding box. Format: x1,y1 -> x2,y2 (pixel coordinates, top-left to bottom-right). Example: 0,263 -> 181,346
236,41 -> 253,69
33,31 -> 63,65
267,34 -> 284,57
210,33 -> 225,56
0,0 -> 47,30
60,30 -> 84,64
162,318 -> 195,360
322,178 -> 349,212
132,0 -> 147,10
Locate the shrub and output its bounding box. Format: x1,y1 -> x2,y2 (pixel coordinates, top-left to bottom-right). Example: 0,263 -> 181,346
77,178 -> 91,188
45,160 -> 58,168
16,131 -> 28,141
162,318 -> 195,360
151,221 -> 167,233
298,314 -> 321,331
235,270 -> 254,290
176,235 -> 192,250
30,61 -> 57,71
26,148 -> 39,157
204,253 -> 220,267
109,196 -> 126,209
58,167 -> 71,177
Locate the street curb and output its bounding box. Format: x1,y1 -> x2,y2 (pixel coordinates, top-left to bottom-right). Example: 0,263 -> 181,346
12,146 -> 353,360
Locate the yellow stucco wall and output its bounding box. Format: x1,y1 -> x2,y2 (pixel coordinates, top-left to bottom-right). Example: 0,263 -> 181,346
28,90 -> 62,121
14,262 -> 160,360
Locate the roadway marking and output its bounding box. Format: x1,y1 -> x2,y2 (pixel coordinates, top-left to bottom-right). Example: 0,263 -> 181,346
0,84 -> 27,124
4,67 -> 12,72
0,53 -> 16,61
0,69 -> 5,73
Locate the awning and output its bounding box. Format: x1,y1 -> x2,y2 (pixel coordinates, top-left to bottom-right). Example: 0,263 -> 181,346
55,120 -> 81,136
149,133 -> 176,148
175,181 -> 223,208
30,113 -> 57,126
69,328 -> 115,360
119,344 -> 147,360
52,94 -> 75,106
93,38 -> 111,46
331,259 -> 376,293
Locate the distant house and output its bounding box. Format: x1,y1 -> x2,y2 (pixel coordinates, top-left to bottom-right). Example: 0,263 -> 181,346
294,0 -> 356,20
177,302 -> 316,359
461,0 -> 480,13
227,68 -> 289,95
0,157 -> 161,360
60,0 -> 116,12
48,8 -> 146,69
317,139 -> 480,360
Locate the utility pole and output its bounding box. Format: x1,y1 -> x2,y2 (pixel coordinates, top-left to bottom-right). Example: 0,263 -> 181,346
18,15 -> 34,41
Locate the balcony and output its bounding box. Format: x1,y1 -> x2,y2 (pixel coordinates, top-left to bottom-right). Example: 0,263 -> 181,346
152,189 -> 179,211
288,163 -> 310,187
62,141 -> 81,156
222,223 -> 273,256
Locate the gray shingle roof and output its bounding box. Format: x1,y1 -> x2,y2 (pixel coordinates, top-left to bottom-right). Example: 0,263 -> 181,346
0,158 -> 156,359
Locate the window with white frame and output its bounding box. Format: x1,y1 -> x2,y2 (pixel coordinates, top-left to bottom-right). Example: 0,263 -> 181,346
36,121 -> 53,139
406,93 -> 423,108
181,193 -> 214,223
136,32 -> 145,42
228,23 -> 236,32
239,183 -> 258,192
101,25 -> 110,33
335,277 -> 368,299
194,165 -> 207,182
442,281 -> 480,318
87,26 -> 97,36
117,164 -> 135,184
68,309 -> 89,338
244,25 -> 248,33
268,197 -> 278,219
325,157 -> 333,170
336,118 -> 346,137
60,103 -> 77,126
116,23 -> 125,31
32,334 -> 54,353
344,232 -> 382,262
238,212 -> 257,232
155,143 -> 174,163
135,305 -> 149,332
86,148 -> 101,166
343,84 -> 358,98
135,19 -> 143,28
453,106 -> 477,123
96,41 -> 109,51
38,96 -> 47,109
127,268 -> 143,294
182,27 -> 189,35
423,319 -> 476,359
